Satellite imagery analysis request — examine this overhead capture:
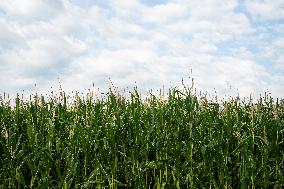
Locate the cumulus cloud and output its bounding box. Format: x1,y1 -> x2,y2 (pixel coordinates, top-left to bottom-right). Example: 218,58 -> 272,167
245,0 -> 284,21
0,0 -> 283,98
0,0 -> 64,19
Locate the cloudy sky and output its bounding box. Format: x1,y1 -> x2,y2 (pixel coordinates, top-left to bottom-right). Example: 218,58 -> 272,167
0,0 -> 283,98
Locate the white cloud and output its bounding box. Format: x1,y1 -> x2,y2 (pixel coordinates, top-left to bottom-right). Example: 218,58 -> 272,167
272,24 -> 284,33
245,0 -> 284,20
0,0 -> 64,20
0,18 -> 26,52
173,0 -> 239,18
230,46 -> 254,59
0,0 -> 283,98
108,0 -> 145,19
141,3 -> 187,24
274,37 -> 284,48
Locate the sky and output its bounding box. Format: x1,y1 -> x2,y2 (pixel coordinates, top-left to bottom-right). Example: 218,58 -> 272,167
0,0 -> 283,99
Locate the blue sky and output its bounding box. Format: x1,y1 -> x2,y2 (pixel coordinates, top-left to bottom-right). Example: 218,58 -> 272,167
0,0 -> 283,98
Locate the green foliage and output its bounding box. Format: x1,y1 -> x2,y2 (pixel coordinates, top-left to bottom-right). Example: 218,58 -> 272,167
0,88 -> 283,188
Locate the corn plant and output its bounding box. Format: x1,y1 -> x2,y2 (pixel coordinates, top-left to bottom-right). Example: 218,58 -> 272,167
0,87 -> 283,188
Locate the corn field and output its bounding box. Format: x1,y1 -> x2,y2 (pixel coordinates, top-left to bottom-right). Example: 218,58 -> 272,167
0,87 -> 284,188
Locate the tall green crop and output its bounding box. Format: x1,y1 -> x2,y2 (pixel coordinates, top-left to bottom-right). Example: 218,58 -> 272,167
0,88 -> 283,188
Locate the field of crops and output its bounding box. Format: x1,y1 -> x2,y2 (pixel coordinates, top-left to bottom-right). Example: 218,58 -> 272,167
0,87 -> 283,188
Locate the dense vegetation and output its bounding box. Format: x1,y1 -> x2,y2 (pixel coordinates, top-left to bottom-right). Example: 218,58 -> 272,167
0,87 -> 283,188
